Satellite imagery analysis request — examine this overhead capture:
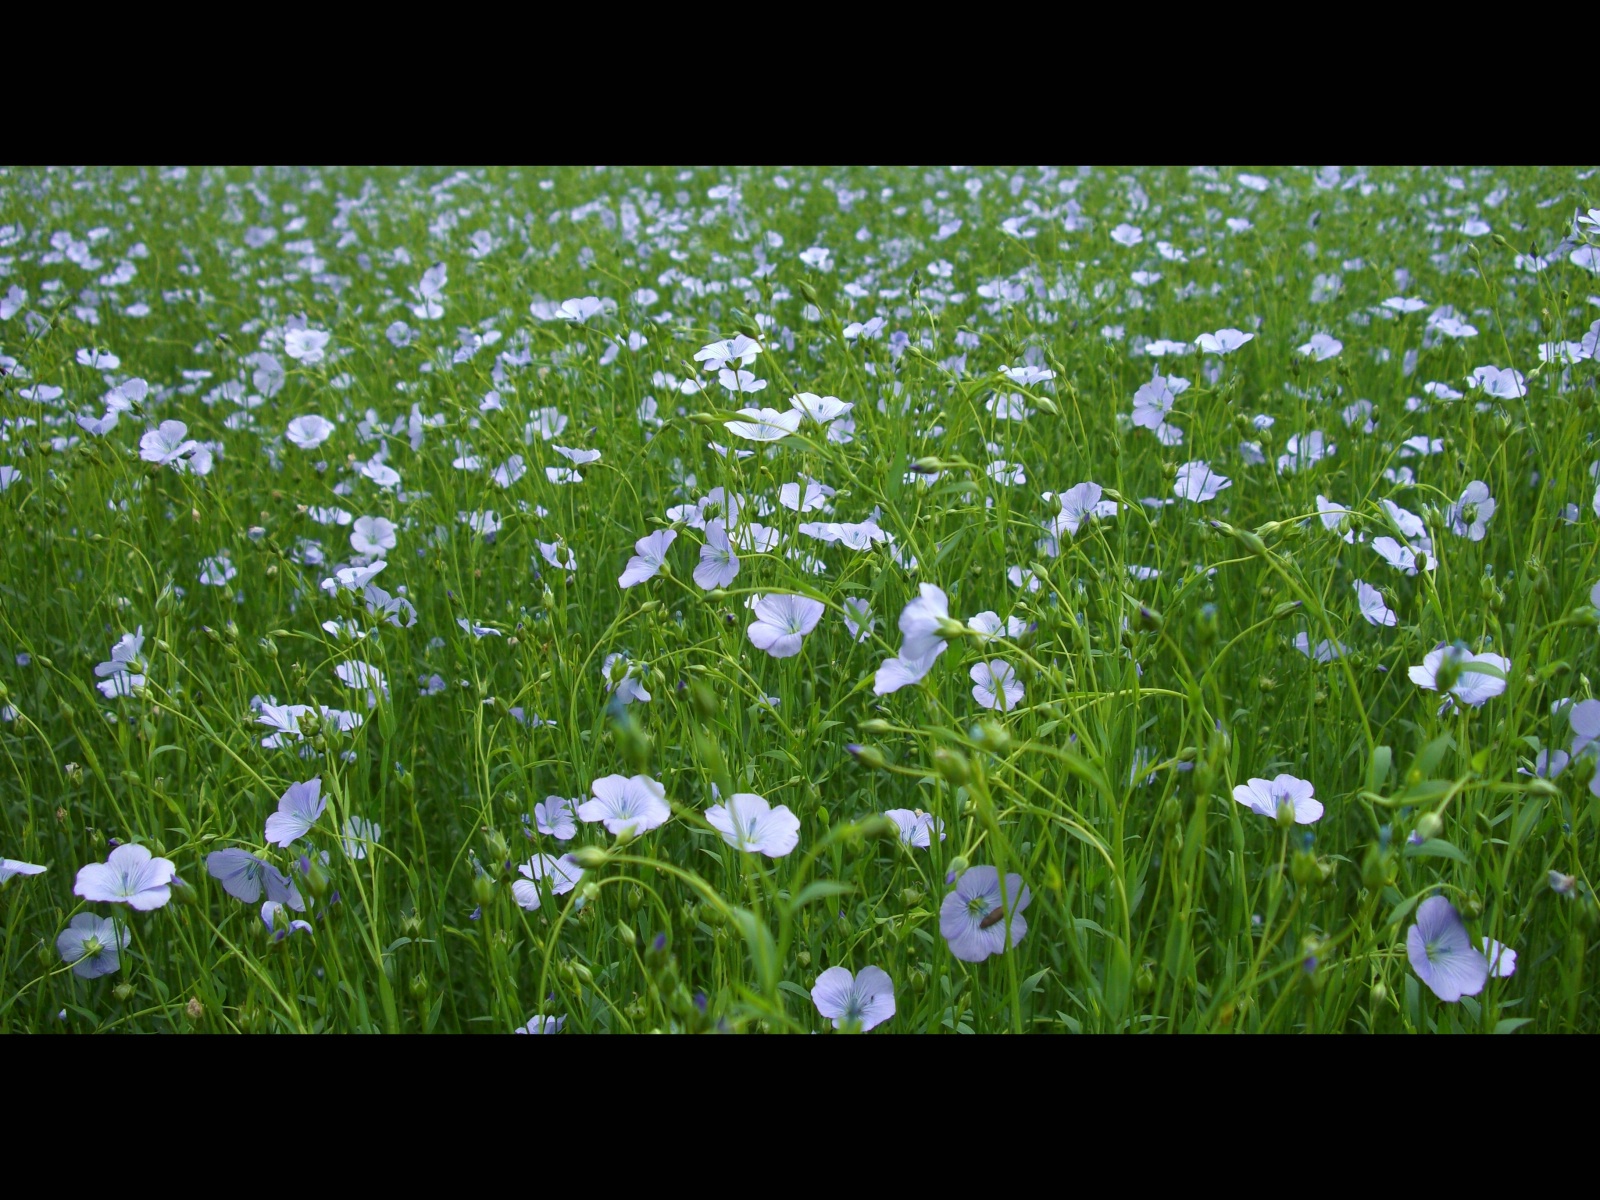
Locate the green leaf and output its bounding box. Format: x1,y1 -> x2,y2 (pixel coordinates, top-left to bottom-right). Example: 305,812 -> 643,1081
777,980 -> 812,1002
1403,838 -> 1471,865
1412,734 -> 1455,780
1492,1017 -> 1534,1035
1019,967 -> 1051,999
1366,745 -> 1392,794
1104,940 -> 1132,1021
788,880 -> 855,913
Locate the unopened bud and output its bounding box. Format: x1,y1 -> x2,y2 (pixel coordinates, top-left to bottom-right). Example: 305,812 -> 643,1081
570,845 -> 610,869
1416,811 -> 1444,842
933,746 -> 971,786
846,743 -> 887,770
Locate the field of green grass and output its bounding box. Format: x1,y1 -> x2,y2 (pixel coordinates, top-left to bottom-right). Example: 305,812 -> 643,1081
1,164 -> 1597,1033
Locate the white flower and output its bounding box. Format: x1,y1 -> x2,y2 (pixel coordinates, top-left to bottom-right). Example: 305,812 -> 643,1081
747,594 -> 825,658
1446,480 -> 1496,541
618,529 -> 676,588
601,653 -> 651,704
718,368 -> 768,395
789,392 -> 851,423
1469,365 -> 1526,399
139,420 -> 197,466
577,774 -> 669,837
1232,774 -> 1322,824
1409,645 -> 1509,707
285,414 -> 335,450
1297,332 -> 1343,361
724,407 -> 799,441
511,853 -> 584,910
693,520 -> 740,590
351,516 -> 397,556
1195,328 -> 1254,355
283,328 -> 331,364
970,660 -> 1024,711
1172,461 -> 1231,503
1353,579 -> 1397,627
897,583 -> 952,664
706,792 -> 800,858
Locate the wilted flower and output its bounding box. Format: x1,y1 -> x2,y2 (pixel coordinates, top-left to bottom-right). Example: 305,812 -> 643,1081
811,965 -> 896,1031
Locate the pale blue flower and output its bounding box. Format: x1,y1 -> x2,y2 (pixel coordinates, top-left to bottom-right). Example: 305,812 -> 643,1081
264,778 -> 326,847
205,847 -> 305,910
939,865 -> 1031,962
811,965 -> 896,1030
1407,896 -> 1489,1002
56,913 -> 129,979
74,842 -> 176,911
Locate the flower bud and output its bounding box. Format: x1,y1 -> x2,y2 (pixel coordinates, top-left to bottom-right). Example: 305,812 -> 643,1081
1276,797 -> 1298,831
859,717 -> 893,735
113,982 -> 135,1002
858,815 -> 899,842
1194,603 -> 1219,645
570,845 -> 610,869
972,720 -> 1011,753
471,872 -> 496,906
305,855 -> 331,900
1135,963 -> 1155,994
932,746 -> 971,786
1291,845 -> 1319,884
846,743 -> 887,770
944,855 -> 969,884
1415,811 -> 1444,842
617,921 -> 637,948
